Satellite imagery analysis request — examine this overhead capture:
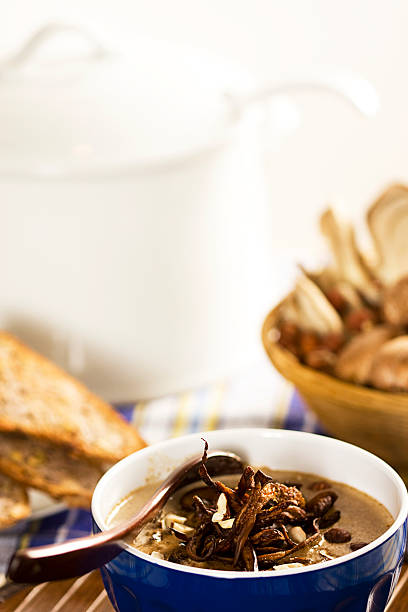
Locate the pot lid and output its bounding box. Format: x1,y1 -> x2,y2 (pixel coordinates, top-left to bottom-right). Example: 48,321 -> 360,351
0,25 -> 255,178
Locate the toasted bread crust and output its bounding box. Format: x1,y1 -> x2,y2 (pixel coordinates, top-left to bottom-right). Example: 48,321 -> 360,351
0,332 -> 146,462
0,431 -> 104,505
0,472 -> 30,528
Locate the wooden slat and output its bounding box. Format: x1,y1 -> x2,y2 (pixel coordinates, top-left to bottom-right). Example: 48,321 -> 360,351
0,572 -> 112,612
2,565 -> 408,611
0,585 -> 33,611
386,565 -> 408,611
11,579 -> 77,612
85,590 -> 113,612
49,573 -> 109,612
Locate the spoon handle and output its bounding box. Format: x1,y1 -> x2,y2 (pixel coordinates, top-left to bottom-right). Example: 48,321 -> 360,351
7,449 -> 243,584
7,528 -> 125,583
7,488 -> 168,584
7,461 -> 188,583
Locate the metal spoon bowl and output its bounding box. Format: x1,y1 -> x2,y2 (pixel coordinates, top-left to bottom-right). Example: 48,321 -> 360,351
7,449 -> 243,584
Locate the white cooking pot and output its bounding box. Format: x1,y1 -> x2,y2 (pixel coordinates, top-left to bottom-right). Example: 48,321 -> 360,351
0,25 -> 378,400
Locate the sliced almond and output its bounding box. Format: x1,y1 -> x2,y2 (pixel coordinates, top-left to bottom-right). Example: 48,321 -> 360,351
218,518 -> 235,529
151,551 -> 164,560
162,513 -> 188,529
171,522 -> 194,535
273,563 -> 305,571
212,493 -> 228,523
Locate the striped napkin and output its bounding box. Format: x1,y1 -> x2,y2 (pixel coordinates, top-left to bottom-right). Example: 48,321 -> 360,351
0,361 -> 323,581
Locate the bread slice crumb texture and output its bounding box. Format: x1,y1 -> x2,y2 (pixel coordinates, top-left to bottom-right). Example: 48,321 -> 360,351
0,471 -> 30,528
0,431 -> 104,507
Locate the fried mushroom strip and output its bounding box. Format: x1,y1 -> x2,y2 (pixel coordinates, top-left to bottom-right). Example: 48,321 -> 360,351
242,542 -> 259,572
199,440 -> 242,513
258,532 -> 321,568
170,441 -> 333,571
232,473 -> 306,565
237,466 -> 255,498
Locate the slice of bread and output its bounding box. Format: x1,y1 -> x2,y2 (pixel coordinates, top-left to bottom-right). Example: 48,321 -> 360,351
0,332 -> 146,463
0,431 -> 105,508
0,472 -> 30,528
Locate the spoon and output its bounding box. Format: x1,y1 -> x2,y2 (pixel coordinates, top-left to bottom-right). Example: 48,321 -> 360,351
6,448 -> 243,584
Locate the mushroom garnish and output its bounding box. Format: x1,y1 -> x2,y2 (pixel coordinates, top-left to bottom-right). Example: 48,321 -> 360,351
273,184 -> 408,392
281,274 -> 343,336
320,208 -> 379,304
367,184 -> 408,285
369,336 -> 408,392
334,326 -> 395,385
383,275 -> 408,326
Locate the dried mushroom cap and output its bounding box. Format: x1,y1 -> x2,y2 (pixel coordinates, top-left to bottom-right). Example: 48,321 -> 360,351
303,266 -> 339,293
367,184 -> 408,285
369,336 -> 408,391
330,281 -> 363,310
320,208 -> 379,304
281,274 -> 343,336
334,325 -> 395,385
300,266 -> 363,310
383,275 -> 408,326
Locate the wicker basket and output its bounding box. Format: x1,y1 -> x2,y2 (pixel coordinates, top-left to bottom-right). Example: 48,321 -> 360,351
262,303 -> 408,482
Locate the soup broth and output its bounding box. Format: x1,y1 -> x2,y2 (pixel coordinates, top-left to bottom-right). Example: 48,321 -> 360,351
107,468 -> 393,571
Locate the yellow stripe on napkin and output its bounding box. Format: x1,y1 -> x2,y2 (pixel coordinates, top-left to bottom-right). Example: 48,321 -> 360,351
202,383 -> 224,431
171,392 -> 193,438
132,401 -> 146,429
19,519 -> 40,550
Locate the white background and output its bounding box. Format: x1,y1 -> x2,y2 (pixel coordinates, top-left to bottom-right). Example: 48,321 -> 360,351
3,1 -> 408,257
1,1 -> 407,398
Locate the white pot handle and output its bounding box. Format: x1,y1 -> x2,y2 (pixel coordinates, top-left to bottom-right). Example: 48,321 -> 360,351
4,22 -> 108,69
230,71 -> 380,118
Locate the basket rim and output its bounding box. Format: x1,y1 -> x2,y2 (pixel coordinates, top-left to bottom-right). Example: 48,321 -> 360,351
262,300 -> 408,410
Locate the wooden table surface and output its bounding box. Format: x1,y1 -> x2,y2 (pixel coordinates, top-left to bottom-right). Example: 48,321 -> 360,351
1,565 -> 408,611
0,572 -> 113,612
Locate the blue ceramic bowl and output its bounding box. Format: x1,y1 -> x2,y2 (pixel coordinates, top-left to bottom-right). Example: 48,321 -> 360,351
92,429 -> 408,612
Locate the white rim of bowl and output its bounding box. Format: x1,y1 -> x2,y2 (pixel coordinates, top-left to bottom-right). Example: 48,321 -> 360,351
92,428 -> 408,579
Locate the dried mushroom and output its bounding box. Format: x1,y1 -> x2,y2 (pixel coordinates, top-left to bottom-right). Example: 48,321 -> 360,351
153,441 -> 355,571
320,208 -> 379,304
280,274 -> 343,337
383,275 -> 408,326
334,326 -> 395,385
295,275 -> 344,336
369,336 -> 408,392
276,276 -> 347,373
326,281 -> 363,314
273,184 -> 408,393
367,184 -> 408,285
